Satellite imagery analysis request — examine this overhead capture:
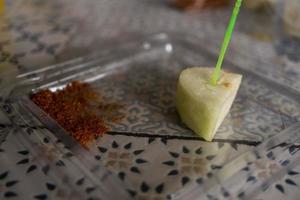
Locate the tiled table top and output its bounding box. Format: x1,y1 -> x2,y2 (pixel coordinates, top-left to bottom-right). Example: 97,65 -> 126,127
0,0 -> 300,199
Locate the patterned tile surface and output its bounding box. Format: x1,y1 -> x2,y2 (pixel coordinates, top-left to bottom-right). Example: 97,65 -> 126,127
0,0 -> 300,199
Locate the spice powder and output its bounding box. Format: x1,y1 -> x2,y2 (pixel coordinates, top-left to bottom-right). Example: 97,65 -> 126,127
31,81 -> 124,148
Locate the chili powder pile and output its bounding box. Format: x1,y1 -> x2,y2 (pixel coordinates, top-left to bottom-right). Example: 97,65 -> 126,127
31,81 -> 123,148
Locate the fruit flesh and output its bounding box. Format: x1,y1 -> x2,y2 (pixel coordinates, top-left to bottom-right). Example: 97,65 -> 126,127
176,67 -> 242,141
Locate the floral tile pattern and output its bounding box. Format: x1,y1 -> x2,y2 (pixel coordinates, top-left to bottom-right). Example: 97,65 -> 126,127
0,0 -> 300,200
89,134 -> 250,199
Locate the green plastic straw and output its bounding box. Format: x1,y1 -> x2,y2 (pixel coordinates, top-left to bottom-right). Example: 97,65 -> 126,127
211,0 -> 242,85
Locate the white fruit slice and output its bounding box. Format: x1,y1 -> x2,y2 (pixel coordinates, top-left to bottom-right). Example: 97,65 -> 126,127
176,67 -> 242,141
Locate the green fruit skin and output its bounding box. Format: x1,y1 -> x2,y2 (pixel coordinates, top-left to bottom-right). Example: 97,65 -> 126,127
176,82 -> 215,141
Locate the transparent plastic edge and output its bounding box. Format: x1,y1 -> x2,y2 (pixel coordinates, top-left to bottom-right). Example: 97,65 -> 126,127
2,33 -> 173,200
171,122 -> 300,200
2,91 -> 133,200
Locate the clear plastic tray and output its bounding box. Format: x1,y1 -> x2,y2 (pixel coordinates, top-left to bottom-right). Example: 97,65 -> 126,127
172,122 -> 300,200
3,33 -> 300,199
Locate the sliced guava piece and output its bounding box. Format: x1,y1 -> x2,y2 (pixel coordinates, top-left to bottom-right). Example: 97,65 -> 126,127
176,67 -> 242,141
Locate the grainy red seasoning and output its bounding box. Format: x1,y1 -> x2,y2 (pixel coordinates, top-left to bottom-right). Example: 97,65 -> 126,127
31,81 -> 124,148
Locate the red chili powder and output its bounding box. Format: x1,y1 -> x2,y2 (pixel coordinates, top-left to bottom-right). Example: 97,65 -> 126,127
31,81 -> 124,148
